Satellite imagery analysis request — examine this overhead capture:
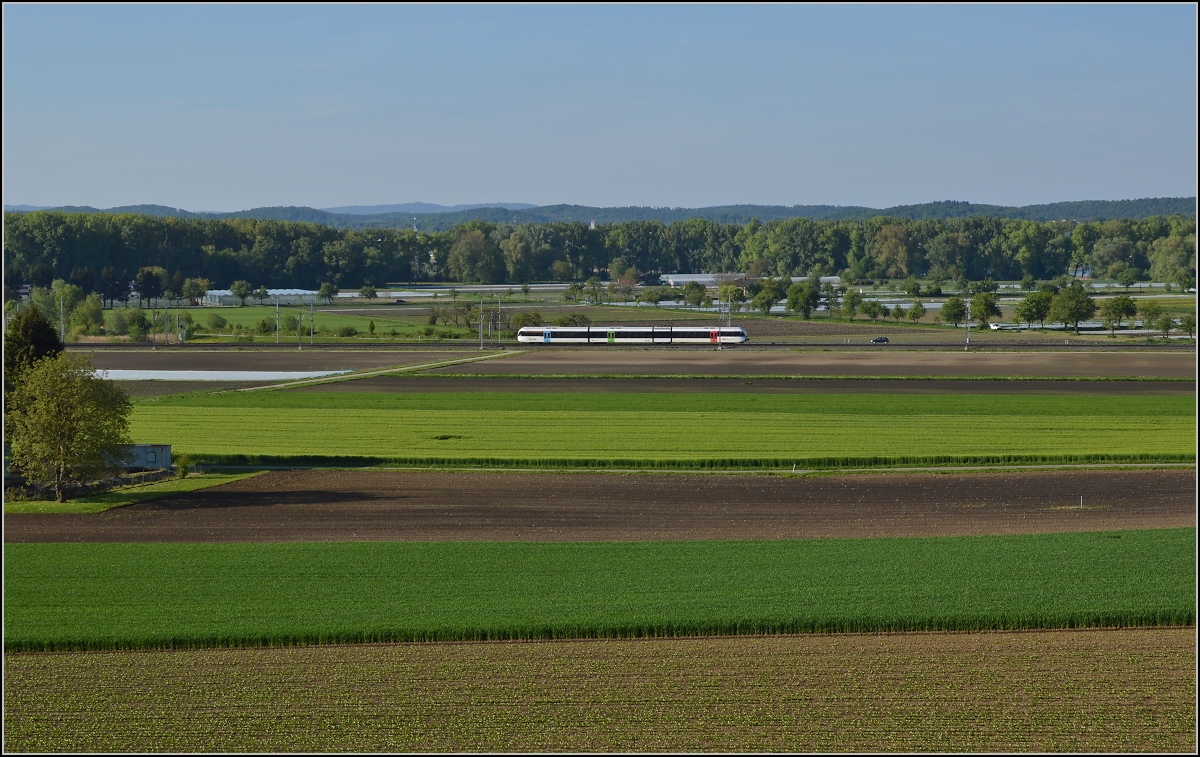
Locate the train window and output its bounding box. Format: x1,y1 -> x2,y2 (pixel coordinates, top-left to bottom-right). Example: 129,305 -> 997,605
557,329 -> 588,339
624,331 -> 653,340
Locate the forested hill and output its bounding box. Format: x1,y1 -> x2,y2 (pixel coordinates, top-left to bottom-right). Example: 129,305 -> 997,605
5,197 -> 1194,230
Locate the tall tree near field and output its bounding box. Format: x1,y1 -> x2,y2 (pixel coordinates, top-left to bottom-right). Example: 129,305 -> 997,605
786,280 -> 820,319
940,297 -> 967,327
3,305 -> 64,398
134,266 -> 168,307
908,300 -> 926,323
1048,282 -> 1097,334
230,280 -> 252,306
318,282 -> 337,304
1014,291 -> 1053,330
6,352 -> 132,502
970,293 -> 1001,327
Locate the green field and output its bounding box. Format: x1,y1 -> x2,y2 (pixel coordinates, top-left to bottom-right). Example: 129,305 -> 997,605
3,473 -> 261,514
5,529 -> 1193,651
129,391 -> 1195,468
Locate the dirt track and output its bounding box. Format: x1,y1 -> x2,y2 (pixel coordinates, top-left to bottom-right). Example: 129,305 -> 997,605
7,469 -> 1193,543
432,349 -> 1197,378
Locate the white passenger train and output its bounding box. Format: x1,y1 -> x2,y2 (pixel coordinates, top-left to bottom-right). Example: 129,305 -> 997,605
517,325 -> 749,345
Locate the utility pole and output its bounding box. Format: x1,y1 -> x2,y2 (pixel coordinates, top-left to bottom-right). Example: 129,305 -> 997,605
310,300 -> 315,345
479,297 -> 485,350
58,294 -> 65,341
965,295 -> 972,351
275,297 -> 280,344
298,311 -> 304,350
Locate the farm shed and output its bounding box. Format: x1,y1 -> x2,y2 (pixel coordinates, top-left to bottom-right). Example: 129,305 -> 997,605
122,444 -> 171,471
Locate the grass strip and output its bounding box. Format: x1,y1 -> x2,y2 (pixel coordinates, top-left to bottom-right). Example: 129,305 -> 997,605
2,473 -> 262,514
5,529 -> 1193,652
188,452 -> 1195,471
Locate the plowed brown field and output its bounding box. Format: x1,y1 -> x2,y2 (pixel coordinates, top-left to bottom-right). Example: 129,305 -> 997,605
7,468 -> 1193,543
5,628 -> 1193,752
432,348 -> 1197,377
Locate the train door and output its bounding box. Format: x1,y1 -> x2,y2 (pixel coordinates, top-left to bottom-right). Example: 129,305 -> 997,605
543,330 -> 552,343
607,330 -> 616,344
709,330 -> 719,343
654,326 -> 672,344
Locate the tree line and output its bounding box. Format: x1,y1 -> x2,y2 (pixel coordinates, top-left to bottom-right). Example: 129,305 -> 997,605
4,210 -> 1195,298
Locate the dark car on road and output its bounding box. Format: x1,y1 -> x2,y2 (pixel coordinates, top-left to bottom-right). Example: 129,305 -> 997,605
870,336 -> 890,344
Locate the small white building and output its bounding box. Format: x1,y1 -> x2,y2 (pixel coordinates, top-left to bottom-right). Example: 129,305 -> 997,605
122,444 -> 171,471
203,289 -> 318,306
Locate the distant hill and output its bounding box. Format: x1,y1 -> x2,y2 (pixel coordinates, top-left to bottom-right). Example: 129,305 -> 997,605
320,202 -> 537,215
7,197 -> 1193,229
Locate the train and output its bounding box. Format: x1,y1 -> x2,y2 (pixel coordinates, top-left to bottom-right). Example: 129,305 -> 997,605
516,325 -> 749,345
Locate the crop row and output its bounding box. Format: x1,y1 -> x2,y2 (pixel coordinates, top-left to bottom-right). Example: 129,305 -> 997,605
5,629 -> 1195,752
6,529 -> 1193,651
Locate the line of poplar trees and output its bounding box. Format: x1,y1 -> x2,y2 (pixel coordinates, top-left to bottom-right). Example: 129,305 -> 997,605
3,210 -> 1195,300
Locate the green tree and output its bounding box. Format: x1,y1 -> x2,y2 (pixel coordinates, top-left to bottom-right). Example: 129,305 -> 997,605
786,280 -> 820,319
521,283 -> 531,300
751,287 -> 778,317
1115,268 -> 1140,290
368,320 -> 375,335
682,281 -> 707,308
891,303 -> 906,322
860,300 -> 885,323
1102,294 -> 1138,332
254,285 -> 270,305
318,282 -> 337,304
1178,313 -> 1196,339
970,293 -> 1002,327
230,280 -> 252,306
941,297 -> 967,327
1153,312 -> 1176,338
1048,283 -> 1097,334
638,288 -> 663,308
6,352 -> 132,502
135,266 -> 168,306
1014,291 -> 1053,330
182,277 -> 210,305
908,300 -> 926,323
448,230 -> 504,284
4,305 -> 64,397
358,285 -> 377,301
205,313 -> 227,331
841,290 -> 862,320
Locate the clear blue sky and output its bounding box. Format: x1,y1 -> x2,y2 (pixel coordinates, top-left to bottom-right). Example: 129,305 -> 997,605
3,4 -> 1196,211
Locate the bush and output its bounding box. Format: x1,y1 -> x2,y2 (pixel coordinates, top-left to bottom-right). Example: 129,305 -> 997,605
509,311 -> 544,330
552,313 -> 591,327
422,326 -> 435,337
335,325 -> 358,338
205,313 -> 227,330
281,314 -> 300,333
257,317 -> 275,335
175,454 -> 191,479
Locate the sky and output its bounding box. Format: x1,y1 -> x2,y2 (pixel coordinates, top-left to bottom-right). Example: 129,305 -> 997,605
2,4 -> 1196,211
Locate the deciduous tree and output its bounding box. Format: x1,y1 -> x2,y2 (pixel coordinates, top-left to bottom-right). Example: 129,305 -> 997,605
6,352 -> 132,502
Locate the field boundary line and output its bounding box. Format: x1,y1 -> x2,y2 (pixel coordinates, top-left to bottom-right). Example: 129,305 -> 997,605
236,351 -> 525,392
195,462 -> 1197,478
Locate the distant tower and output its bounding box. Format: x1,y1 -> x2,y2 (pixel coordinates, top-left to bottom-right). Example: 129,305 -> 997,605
413,217 -> 417,232
589,219 -> 596,230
